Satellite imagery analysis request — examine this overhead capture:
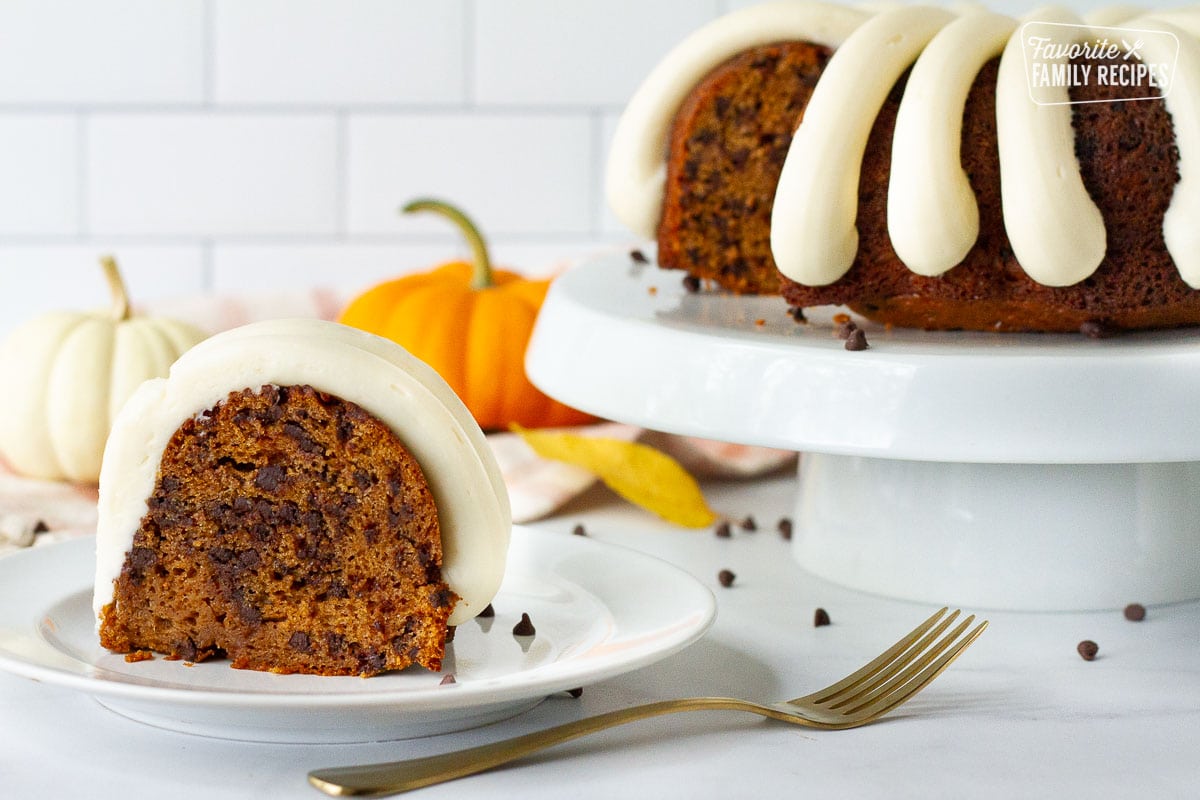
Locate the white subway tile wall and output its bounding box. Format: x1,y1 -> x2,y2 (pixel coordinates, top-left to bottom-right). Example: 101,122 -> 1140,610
0,0 -> 1181,336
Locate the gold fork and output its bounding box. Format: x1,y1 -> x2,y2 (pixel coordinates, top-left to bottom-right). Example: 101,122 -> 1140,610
309,607 -> 987,797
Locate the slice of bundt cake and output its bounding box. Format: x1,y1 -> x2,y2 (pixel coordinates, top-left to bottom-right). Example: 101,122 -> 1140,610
608,2 -> 1200,332
95,319 -> 510,676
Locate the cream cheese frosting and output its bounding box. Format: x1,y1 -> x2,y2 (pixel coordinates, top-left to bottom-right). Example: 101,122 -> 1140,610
605,0 -> 868,239
771,5 -> 955,286
94,318 -> 511,628
1132,15 -> 1200,288
607,1 -> 1199,290
887,11 -> 1017,276
996,6 -> 1107,286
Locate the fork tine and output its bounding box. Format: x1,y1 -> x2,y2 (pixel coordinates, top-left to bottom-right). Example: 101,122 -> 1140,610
801,607 -> 953,705
844,617 -> 988,718
825,612 -> 968,710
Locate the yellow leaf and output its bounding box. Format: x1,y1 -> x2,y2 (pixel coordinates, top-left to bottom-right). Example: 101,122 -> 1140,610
514,426 -> 717,528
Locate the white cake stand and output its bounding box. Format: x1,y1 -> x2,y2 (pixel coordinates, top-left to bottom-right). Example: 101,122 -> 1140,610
525,251 -> 1200,611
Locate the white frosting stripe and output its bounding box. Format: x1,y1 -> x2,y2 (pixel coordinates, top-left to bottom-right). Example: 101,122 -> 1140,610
888,12 -> 1018,276
1134,17 -> 1200,288
771,6 -> 955,286
95,319 -> 511,627
996,8 -> 1107,286
605,1 -> 868,239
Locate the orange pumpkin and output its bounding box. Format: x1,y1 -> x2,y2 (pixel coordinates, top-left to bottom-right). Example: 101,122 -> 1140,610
339,199 -> 595,431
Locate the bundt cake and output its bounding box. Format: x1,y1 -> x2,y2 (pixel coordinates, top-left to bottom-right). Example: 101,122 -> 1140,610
606,2 -> 1200,332
94,319 -> 511,676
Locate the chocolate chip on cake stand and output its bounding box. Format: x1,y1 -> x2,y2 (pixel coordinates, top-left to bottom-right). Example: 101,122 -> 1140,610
1077,640 -> 1100,661
717,569 -> 736,588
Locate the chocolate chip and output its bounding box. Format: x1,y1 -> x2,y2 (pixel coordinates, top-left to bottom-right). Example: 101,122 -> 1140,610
129,547 -> 156,570
288,631 -> 311,653
566,687 -> 583,698
777,518 -> 793,540
788,306 -> 807,324
254,464 -> 286,492
1080,320 -> 1119,339
1123,603 -> 1146,622
813,608 -> 831,627
32,519 -> 49,534
717,569 -> 736,588
844,329 -> 869,351
682,275 -> 701,293
630,249 -> 649,264
1077,640 -> 1099,660
440,673 -> 457,685
513,613 -> 536,637
572,523 -> 587,536
431,588 -> 455,609
479,603 -> 495,618
739,516 -> 757,532
714,521 -> 732,538
445,625 -> 456,643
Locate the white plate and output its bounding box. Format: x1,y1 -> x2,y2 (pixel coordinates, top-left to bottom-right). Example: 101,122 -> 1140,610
0,528 -> 715,743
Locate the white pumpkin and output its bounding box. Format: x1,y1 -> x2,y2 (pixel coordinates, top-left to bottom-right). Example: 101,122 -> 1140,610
0,257 -> 207,483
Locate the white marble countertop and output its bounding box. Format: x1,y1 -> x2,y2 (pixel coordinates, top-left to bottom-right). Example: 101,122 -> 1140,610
3,471 -> 1198,799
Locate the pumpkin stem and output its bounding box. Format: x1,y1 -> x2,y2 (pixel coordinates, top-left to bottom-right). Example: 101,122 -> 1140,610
402,199 -> 494,290
100,255 -> 132,321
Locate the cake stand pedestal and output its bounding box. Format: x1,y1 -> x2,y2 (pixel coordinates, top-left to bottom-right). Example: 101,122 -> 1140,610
525,252 -> 1200,611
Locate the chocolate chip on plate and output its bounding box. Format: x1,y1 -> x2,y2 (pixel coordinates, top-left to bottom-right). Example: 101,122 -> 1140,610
1077,640 -> 1099,661
513,612 -> 537,637
717,569 -> 736,588
813,608 -> 831,627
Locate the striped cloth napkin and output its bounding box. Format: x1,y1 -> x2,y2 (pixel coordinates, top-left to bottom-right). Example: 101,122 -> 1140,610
0,289 -> 796,552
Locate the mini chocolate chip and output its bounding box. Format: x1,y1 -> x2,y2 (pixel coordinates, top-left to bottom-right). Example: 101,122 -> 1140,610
254,464 -> 286,492
682,275 -> 701,293
129,547 -> 156,570
813,608 -> 831,627
788,306 -> 807,324
440,673 -> 457,685
1123,603 -> 1146,622
1077,640 -> 1099,660
717,569 -> 736,588
572,523 -> 587,536
739,516 -> 757,532
1080,320 -> 1119,339
567,687 -> 583,698
777,518 -> 794,540
513,613 -> 536,637
288,631 -> 311,653
32,519 -> 49,534
844,329 -> 869,351
714,521 -> 732,538
630,249 -> 649,264
479,603 -> 495,618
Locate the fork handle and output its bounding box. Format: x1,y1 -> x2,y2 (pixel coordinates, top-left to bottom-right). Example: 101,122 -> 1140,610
308,697 -> 769,797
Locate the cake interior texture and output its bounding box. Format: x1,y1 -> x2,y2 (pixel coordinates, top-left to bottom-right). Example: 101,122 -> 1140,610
97,383 -> 455,677
656,42 -> 1199,331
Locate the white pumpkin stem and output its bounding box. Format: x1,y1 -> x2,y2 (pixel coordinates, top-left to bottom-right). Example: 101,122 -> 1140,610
100,255 -> 131,321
